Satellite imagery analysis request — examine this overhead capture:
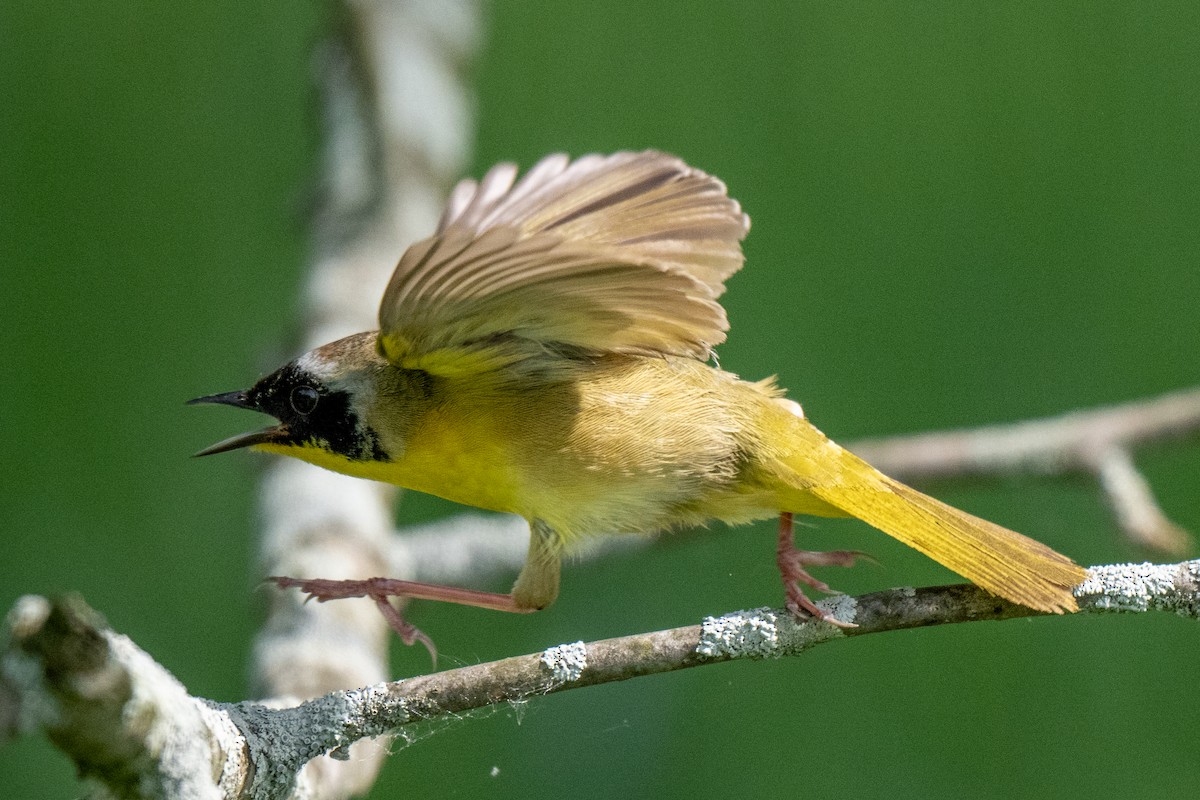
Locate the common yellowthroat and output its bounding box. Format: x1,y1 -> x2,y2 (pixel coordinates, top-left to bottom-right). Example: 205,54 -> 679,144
193,151 -> 1085,638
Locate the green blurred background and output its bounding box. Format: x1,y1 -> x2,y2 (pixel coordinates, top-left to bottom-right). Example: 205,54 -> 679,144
3,1 -> 1198,796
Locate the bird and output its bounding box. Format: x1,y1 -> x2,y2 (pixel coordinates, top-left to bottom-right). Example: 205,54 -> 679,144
192,150 -> 1086,646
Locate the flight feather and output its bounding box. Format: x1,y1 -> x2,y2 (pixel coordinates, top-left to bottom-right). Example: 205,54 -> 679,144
377,151 -> 750,376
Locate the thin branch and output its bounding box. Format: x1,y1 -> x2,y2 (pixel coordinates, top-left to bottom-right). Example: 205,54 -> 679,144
1091,446 -> 1192,553
247,560 -> 1200,734
847,386 -> 1200,480
4,561 -> 1196,799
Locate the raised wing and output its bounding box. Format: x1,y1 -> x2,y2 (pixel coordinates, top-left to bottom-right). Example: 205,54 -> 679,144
377,151 -> 750,377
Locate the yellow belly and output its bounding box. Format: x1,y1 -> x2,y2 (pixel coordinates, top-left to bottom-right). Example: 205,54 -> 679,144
263,356 -> 840,538
381,358 -> 792,535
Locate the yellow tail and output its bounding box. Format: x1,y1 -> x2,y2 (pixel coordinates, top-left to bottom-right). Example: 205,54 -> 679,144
776,423 -> 1087,613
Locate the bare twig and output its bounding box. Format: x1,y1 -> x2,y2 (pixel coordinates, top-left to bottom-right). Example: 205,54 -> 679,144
847,386 -> 1200,480
4,561 -> 1196,799
1091,446 -> 1192,553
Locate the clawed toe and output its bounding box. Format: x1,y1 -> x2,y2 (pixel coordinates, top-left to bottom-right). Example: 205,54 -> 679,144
369,594 -> 437,662
775,513 -> 864,628
269,575 -> 438,660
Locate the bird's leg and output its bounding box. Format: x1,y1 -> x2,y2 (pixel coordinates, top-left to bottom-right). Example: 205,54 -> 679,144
776,512 -> 861,628
268,575 -> 534,663
510,520 -> 563,610
269,520 -> 564,650
270,575 -> 541,612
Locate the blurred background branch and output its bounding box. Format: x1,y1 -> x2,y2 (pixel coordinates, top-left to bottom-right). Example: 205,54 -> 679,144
251,1 -> 478,795
850,387 -> 1200,553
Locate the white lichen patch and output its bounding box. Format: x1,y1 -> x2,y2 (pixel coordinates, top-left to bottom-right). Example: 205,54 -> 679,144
540,641 -> 587,685
197,699 -> 248,787
105,632 -> 234,797
696,602 -> 851,660
1075,561 -> 1200,617
817,593 -> 859,625
107,633 -> 196,754
697,608 -> 781,659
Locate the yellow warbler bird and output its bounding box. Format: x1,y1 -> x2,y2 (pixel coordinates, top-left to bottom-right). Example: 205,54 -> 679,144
192,151 -> 1085,642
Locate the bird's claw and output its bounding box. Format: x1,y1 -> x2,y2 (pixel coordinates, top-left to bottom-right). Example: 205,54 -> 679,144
268,575 -> 438,662
369,594 -> 437,663
775,513 -> 862,628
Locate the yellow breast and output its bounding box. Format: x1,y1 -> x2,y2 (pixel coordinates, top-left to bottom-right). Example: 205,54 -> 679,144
384,400 -> 526,514
272,356 -> 796,539
385,357 -> 787,536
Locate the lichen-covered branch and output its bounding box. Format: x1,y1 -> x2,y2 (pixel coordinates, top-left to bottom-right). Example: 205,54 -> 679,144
4,561 -> 1196,799
0,596 -> 246,800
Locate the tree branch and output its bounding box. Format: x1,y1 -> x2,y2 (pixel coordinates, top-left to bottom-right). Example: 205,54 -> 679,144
4,561 -> 1196,799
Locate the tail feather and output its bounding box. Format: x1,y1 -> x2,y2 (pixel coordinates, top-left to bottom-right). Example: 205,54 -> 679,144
803,450 -> 1086,614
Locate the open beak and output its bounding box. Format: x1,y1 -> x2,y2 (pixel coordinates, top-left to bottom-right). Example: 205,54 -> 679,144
188,390 -> 284,456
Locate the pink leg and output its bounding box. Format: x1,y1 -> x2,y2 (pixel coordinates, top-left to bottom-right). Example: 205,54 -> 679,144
369,594 -> 437,661
271,576 -> 539,612
270,523 -> 562,658
269,576 -> 539,662
775,512 -> 862,628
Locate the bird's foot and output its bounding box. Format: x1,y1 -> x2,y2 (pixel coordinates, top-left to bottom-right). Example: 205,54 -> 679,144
270,575 -> 539,657
775,513 -> 863,629
270,576 -> 438,660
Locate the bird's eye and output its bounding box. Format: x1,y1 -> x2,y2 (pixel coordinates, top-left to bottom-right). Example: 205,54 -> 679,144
290,385 -> 320,415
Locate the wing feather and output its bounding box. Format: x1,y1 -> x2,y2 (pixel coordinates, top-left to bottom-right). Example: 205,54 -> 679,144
379,151 -> 750,376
